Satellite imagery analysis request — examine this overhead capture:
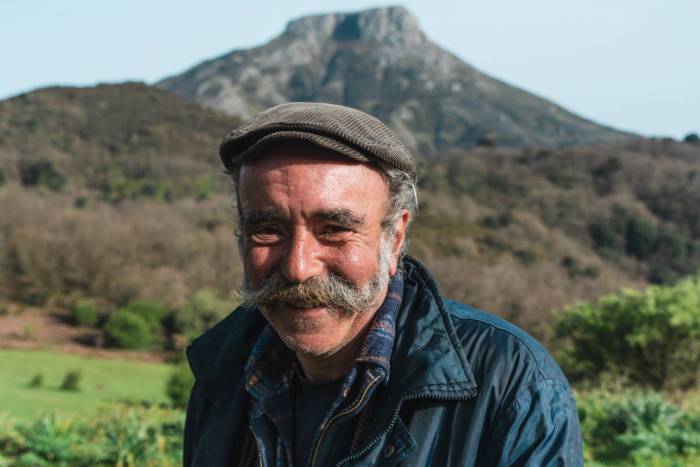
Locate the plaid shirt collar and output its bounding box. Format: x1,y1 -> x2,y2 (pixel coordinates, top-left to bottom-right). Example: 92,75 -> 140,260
244,273 -> 404,402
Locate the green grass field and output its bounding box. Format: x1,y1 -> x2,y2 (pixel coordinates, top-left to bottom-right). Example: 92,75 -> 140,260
0,349 -> 171,421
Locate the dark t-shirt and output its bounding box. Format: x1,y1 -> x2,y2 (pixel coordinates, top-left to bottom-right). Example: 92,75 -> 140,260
293,368 -> 344,467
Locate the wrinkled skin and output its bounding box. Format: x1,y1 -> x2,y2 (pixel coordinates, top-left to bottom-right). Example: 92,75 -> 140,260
237,144 -> 409,381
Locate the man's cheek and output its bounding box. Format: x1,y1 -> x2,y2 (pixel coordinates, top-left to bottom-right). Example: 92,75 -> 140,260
245,248 -> 278,280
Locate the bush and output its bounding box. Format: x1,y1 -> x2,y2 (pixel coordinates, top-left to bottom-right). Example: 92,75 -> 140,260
579,389 -> 700,465
71,299 -> 99,327
625,217 -> 659,260
173,289 -> 231,338
104,310 -> 154,349
165,362 -> 194,408
28,373 -> 43,389
684,132 -> 700,144
555,275 -> 700,389
589,222 -> 621,252
194,175 -> 214,200
18,160 -> 66,191
95,404 -> 183,465
0,404 -> 184,466
59,370 -> 81,391
3,414 -> 87,465
123,299 -> 168,333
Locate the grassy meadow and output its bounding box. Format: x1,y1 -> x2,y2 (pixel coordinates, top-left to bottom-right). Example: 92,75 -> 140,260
0,349 -> 171,421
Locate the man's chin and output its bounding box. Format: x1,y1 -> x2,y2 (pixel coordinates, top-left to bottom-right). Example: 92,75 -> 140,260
277,332 -> 346,358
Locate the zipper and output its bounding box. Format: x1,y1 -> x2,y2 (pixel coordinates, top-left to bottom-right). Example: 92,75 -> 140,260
309,373 -> 382,467
249,425 -> 264,467
335,390 -> 476,467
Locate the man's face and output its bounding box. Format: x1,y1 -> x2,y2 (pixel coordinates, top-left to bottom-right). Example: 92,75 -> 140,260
237,144 -> 405,358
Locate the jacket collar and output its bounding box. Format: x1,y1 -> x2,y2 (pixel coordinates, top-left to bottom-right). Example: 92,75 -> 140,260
186,256 -> 477,402
386,256 -> 477,399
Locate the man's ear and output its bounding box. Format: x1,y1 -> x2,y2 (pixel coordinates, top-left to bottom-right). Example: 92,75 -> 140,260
389,209 -> 411,276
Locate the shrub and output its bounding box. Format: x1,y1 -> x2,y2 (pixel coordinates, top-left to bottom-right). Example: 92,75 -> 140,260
173,289 -> 231,338
589,222 -> 621,252
104,310 -> 154,349
0,404 -> 184,466
165,362 -> 195,408
71,299 -> 99,327
625,217 -> 659,259
5,414 -> 87,465
28,373 -> 43,388
59,370 -> 81,391
95,404 -> 183,465
194,175 -> 214,200
579,389 -> 700,465
684,132 -> 700,144
73,196 -> 88,209
555,275 -> 700,389
123,299 -> 168,333
18,160 -> 66,191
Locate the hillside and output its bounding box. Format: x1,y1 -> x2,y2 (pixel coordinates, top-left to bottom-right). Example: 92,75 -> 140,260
0,82 -> 240,201
1,83 -> 699,341
157,6 -> 631,155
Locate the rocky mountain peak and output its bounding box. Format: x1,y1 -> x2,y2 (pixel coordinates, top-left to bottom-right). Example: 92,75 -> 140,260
283,6 -> 425,48
157,6 -> 629,153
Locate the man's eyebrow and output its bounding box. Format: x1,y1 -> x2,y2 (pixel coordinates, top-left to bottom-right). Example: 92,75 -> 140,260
240,208 -> 283,226
314,208 -> 366,227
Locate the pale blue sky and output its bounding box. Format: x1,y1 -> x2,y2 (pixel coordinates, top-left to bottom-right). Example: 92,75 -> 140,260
2,0 -> 697,138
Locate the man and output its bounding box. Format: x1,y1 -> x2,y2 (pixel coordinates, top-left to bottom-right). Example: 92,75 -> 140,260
184,102 -> 583,466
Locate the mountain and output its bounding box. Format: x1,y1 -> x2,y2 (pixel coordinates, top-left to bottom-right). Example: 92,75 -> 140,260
158,6 -> 630,155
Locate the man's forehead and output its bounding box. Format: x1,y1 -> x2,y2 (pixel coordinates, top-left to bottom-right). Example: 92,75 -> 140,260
237,142 -> 389,195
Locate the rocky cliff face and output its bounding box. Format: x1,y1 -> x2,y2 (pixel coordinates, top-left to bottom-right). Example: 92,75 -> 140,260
158,6 -> 630,155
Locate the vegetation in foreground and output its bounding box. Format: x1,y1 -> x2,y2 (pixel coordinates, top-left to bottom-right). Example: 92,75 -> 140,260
0,404 -> 183,467
1,276 -> 700,465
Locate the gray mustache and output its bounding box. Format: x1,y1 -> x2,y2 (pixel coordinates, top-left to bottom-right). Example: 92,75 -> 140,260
238,272 -> 380,317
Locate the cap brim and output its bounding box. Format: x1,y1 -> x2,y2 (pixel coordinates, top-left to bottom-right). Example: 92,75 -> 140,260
220,131 -> 371,171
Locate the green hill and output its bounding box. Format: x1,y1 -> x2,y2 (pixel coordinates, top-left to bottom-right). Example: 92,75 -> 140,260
1,83 -> 699,339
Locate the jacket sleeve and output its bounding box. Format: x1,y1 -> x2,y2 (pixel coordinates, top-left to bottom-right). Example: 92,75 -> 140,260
484,379 -> 584,467
183,380 -> 205,467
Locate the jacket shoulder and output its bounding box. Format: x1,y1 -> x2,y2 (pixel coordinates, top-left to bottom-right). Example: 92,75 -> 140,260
187,306 -> 266,388
444,300 -> 581,463
444,300 -> 570,388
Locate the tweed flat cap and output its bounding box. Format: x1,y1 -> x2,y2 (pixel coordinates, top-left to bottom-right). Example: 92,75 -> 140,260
219,102 -> 416,178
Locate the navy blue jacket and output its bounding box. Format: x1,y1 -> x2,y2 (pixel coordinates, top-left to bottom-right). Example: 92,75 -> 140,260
184,257 -> 583,466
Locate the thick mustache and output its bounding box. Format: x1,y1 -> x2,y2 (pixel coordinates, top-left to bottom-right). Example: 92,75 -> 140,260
238,272 -> 377,316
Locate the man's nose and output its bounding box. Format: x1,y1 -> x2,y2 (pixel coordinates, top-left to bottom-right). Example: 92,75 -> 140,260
280,228 -> 324,283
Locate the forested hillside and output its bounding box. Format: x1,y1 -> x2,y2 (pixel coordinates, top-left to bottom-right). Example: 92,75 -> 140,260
1,83 -> 699,341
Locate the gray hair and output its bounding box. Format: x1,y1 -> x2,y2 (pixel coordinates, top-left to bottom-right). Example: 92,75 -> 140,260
375,163 -> 417,265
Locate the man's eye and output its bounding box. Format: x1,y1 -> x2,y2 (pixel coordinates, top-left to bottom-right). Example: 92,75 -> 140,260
249,227 -> 284,244
319,225 -> 352,240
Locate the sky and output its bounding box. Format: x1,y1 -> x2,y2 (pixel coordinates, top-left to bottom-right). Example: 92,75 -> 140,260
2,0 -> 698,139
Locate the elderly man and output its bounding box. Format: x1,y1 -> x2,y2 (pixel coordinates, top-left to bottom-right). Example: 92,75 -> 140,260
184,103 -> 583,466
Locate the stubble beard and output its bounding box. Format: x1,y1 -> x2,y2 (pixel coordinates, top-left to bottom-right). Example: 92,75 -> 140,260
238,236 -> 394,357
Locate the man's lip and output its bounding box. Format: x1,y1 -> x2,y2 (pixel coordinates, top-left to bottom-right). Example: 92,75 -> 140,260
282,302 -> 325,309
280,304 -> 328,312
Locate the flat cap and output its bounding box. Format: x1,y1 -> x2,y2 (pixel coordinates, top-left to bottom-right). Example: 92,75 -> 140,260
219,102 -> 416,178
